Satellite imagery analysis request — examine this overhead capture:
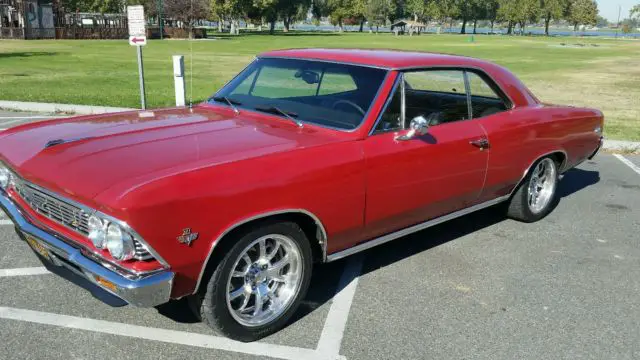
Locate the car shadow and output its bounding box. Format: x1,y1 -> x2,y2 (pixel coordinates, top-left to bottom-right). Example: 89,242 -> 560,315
155,167 -> 600,327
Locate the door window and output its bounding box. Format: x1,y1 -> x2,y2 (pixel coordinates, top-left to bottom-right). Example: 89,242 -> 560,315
403,70 -> 470,127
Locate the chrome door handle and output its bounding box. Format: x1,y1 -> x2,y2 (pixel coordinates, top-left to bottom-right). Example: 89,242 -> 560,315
470,138 -> 490,150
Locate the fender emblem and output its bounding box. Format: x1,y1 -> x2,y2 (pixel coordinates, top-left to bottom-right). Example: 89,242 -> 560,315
177,228 -> 198,246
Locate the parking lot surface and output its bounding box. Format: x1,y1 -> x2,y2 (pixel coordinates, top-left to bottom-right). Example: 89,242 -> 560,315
1,113 -> 639,360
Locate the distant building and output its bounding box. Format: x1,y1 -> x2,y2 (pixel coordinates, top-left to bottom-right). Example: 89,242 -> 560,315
0,0 -> 55,39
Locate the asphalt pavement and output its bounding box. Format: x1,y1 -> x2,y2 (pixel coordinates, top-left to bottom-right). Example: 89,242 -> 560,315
0,113 -> 639,360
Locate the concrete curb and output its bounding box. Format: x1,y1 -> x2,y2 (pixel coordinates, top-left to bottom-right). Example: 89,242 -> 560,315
603,139 -> 640,153
0,101 -> 136,115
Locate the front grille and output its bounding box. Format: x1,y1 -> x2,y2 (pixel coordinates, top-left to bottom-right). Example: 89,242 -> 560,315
14,178 -> 90,234
13,177 -> 152,261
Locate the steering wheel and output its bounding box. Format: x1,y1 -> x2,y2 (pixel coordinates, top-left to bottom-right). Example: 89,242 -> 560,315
332,100 -> 366,116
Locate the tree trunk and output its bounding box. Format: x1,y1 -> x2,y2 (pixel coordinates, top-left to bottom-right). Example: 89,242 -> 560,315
218,17 -> 223,32
520,21 -> 526,34
359,18 -> 364,32
490,20 -> 495,32
460,19 -> 467,34
229,20 -> 235,34
376,25 -> 379,33
269,19 -> 275,34
473,19 -> 477,34
338,19 -> 343,33
284,17 -> 290,32
507,21 -> 513,35
545,14 -> 551,36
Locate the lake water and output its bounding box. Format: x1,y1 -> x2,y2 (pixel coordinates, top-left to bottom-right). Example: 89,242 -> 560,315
292,24 -> 640,38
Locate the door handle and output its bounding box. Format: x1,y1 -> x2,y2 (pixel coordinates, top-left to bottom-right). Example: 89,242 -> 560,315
470,138 -> 490,150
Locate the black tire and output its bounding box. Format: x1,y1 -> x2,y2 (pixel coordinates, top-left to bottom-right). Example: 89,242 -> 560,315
190,222 -> 313,342
507,156 -> 560,223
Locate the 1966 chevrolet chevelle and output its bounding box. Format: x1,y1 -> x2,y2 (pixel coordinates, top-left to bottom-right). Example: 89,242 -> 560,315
0,49 -> 603,341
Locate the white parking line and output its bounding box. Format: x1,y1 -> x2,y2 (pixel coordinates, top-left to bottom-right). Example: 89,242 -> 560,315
0,267 -> 49,277
0,307 -> 320,360
0,116 -> 61,119
316,255 -> 364,358
0,220 -> 13,226
0,257 -> 365,359
614,154 -> 640,176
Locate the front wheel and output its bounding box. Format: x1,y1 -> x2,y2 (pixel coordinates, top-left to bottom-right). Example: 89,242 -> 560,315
191,222 -> 312,342
507,157 -> 560,222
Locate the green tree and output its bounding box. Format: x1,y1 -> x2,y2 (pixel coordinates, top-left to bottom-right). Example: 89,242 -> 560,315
366,0 -> 395,31
567,0 -> 598,31
540,0 -> 568,35
631,4 -> 640,20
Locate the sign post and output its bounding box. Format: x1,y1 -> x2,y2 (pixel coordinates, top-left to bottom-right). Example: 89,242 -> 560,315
127,5 -> 147,110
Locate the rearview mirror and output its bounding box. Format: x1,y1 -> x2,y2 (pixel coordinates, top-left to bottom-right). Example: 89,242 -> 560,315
395,116 -> 429,141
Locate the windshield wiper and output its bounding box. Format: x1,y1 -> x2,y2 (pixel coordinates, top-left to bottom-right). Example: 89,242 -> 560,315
212,96 -> 240,115
254,105 -> 303,128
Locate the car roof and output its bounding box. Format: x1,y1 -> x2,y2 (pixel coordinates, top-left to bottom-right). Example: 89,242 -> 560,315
259,48 -> 495,70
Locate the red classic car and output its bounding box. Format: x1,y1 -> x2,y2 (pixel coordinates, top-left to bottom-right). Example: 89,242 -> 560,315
0,49 -> 603,341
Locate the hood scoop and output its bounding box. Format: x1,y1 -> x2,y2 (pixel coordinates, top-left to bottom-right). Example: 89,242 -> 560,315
45,137 -> 93,149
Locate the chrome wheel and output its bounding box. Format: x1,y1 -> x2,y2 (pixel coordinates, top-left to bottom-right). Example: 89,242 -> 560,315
527,158 -> 557,214
226,234 -> 303,327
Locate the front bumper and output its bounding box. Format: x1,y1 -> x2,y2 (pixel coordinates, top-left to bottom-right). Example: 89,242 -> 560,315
0,189 -> 174,307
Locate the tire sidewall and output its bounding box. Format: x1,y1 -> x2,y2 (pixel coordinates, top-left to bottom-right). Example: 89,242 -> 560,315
203,222 -> 313,342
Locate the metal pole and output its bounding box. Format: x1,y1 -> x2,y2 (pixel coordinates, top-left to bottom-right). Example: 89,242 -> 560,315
616,5 -> 621,39
157,0 -> 163,40
173,55 -> 186,107
136,46 -> 147,110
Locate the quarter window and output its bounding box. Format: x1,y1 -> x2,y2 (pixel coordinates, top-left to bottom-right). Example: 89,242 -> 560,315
467,72 -> 510,118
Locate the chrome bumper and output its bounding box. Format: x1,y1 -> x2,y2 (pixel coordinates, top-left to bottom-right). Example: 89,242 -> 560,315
0,190 -> 174,307
589,136 -> 604,160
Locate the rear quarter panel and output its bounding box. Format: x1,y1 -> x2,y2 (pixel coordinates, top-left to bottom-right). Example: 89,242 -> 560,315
478,105 -> 603,201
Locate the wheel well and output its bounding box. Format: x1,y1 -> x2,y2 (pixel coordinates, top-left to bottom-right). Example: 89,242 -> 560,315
549,151 -> 567,171
194,212 -> 325,295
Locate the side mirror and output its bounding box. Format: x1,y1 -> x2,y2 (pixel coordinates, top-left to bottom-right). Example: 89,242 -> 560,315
395,116 -> 429,141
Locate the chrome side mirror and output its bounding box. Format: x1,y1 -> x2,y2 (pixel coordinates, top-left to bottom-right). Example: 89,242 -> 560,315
395,116 -> 429,141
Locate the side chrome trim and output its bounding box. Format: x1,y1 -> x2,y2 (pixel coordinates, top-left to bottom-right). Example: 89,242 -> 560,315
326,195 -> 510,262
508,150 -> 569,198
192,209 -> 328,295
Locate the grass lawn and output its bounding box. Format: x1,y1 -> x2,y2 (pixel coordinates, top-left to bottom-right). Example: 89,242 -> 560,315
0,33 -> 638,140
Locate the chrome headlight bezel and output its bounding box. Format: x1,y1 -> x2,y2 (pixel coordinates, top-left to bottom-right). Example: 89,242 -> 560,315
106,222 -> 136,261
0,164 -> 13,190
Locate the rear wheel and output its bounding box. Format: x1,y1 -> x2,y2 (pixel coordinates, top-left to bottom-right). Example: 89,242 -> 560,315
507,157 -> 559,222
190,222 -> 312,342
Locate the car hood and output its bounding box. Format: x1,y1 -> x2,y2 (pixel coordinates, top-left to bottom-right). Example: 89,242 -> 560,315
0,106 -> 343,201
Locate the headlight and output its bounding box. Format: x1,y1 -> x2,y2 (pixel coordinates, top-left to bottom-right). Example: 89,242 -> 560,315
106,223 -> 135,261
88,215 -> 107,249
0,166 -> 11,189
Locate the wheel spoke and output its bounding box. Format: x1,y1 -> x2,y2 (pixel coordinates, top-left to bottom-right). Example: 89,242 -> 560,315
229,286 -> 245,301
238,292 -> 251,312
253,289 -> 265,317
266,255 -> 290,277
266,242 -> 281,261
258,238 -> 267,259
232,270 -> 246,278
242,254 -> 252,267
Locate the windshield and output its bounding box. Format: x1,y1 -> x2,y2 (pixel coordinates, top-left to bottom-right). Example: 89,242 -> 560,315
211,58 -> 389,130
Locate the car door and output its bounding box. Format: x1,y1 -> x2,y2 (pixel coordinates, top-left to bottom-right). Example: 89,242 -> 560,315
363,69 -> 489,240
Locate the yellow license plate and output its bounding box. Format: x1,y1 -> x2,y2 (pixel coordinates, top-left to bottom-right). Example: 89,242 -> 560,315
24,234 -> 50,260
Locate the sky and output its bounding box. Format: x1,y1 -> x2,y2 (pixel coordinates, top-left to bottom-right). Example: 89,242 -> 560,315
596,0 -> 638,21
